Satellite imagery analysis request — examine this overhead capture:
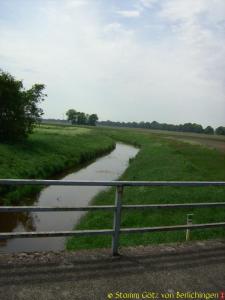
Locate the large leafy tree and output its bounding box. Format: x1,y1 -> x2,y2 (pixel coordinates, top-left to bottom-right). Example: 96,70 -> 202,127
0,70 -> 46,142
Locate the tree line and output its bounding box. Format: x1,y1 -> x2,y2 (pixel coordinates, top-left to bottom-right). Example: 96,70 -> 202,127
66,109 -> 98,126
98,120 -> 225,136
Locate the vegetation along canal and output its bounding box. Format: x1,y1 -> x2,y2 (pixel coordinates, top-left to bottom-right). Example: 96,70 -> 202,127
0,143 -> 139,252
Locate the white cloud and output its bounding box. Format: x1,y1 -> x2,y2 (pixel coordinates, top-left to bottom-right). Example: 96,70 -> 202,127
160,0 -> 206,21
103,22 -> 134,39
138,0 -> 157,8
159,0 -> 225,89
116,10 -> 140,18
103,22 -> 122,33
65,0 -> 88,9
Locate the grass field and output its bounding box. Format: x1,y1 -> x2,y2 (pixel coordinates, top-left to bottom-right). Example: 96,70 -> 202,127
100,126 -> 225,153
0,125 -> 115,205
1,124 -> 225,248
67,126 -> 225,250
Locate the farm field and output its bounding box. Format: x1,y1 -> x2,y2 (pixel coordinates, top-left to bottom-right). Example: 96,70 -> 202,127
1,124 -> 225,249
101,126 -> 225,153
0,125 -> 115,205
145,129 -> 225,153
67,126 -> 225,250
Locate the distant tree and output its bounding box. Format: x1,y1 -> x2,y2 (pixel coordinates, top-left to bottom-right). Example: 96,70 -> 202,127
192,123 -> 204,133
150,121 -> 161,130
66,109 -> 78,124
77,112 -> 87,125
0,70 -> 46,142
88,114 -> 98,126
204,126 -> 214,135
182,123 -> 193,132
66,109 -> 98,126
215,126 -> 225,136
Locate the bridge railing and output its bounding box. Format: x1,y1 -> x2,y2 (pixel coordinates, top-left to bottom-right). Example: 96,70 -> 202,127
0,179 -> 225,255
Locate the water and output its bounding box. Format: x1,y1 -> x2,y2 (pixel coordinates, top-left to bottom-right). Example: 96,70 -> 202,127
0,143 -> 138,252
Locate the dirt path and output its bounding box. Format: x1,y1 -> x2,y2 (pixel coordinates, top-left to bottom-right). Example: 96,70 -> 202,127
0,239 -> 224,300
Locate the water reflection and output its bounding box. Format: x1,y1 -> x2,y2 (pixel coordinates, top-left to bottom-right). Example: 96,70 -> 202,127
0,212 -> 36,246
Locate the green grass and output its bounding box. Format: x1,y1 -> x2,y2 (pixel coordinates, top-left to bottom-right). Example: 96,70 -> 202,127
0,125 -> 115,205
67,127 -> 225,250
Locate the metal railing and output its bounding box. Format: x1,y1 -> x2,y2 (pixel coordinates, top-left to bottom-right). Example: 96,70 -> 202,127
0,179 -> 225,255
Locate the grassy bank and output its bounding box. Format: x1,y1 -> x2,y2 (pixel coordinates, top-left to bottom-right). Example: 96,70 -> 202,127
67,127 -> 225,250
0,125 -> 115,205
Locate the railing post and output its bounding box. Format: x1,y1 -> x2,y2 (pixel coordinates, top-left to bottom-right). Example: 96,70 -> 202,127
186,213 -> 194,241
112,185 -> 123,256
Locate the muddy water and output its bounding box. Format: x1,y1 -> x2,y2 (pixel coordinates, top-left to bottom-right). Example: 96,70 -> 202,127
0,143 -> 138,252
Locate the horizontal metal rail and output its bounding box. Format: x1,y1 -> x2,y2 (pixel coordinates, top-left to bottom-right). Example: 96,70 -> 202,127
0,205 -> 115,212
0,229 -> 114,239
1,202 -> 225,212
0,179 -> 225,187
0,222 -> 224,240
121,222 -> 225,233
122,202 -> 225,209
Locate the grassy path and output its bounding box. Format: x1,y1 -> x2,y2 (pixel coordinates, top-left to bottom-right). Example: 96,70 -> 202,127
67,127 -> 225,250
0,125 -> 115,205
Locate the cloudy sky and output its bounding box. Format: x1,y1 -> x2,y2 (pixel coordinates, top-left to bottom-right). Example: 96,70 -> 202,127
0,0 -> 224,127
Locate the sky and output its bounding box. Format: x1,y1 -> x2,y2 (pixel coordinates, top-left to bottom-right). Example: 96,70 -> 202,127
0,0 -> 224,127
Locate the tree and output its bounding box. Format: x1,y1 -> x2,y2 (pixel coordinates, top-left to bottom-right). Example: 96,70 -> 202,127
77,112 -> 87,125
0,70 -> 46,142
150,121 -> 160,130
66,109 -> 78,124
215,126 -> 225,136
88,114 -> 98,126
204,126 -> 214,135
66,109 -> 98,126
